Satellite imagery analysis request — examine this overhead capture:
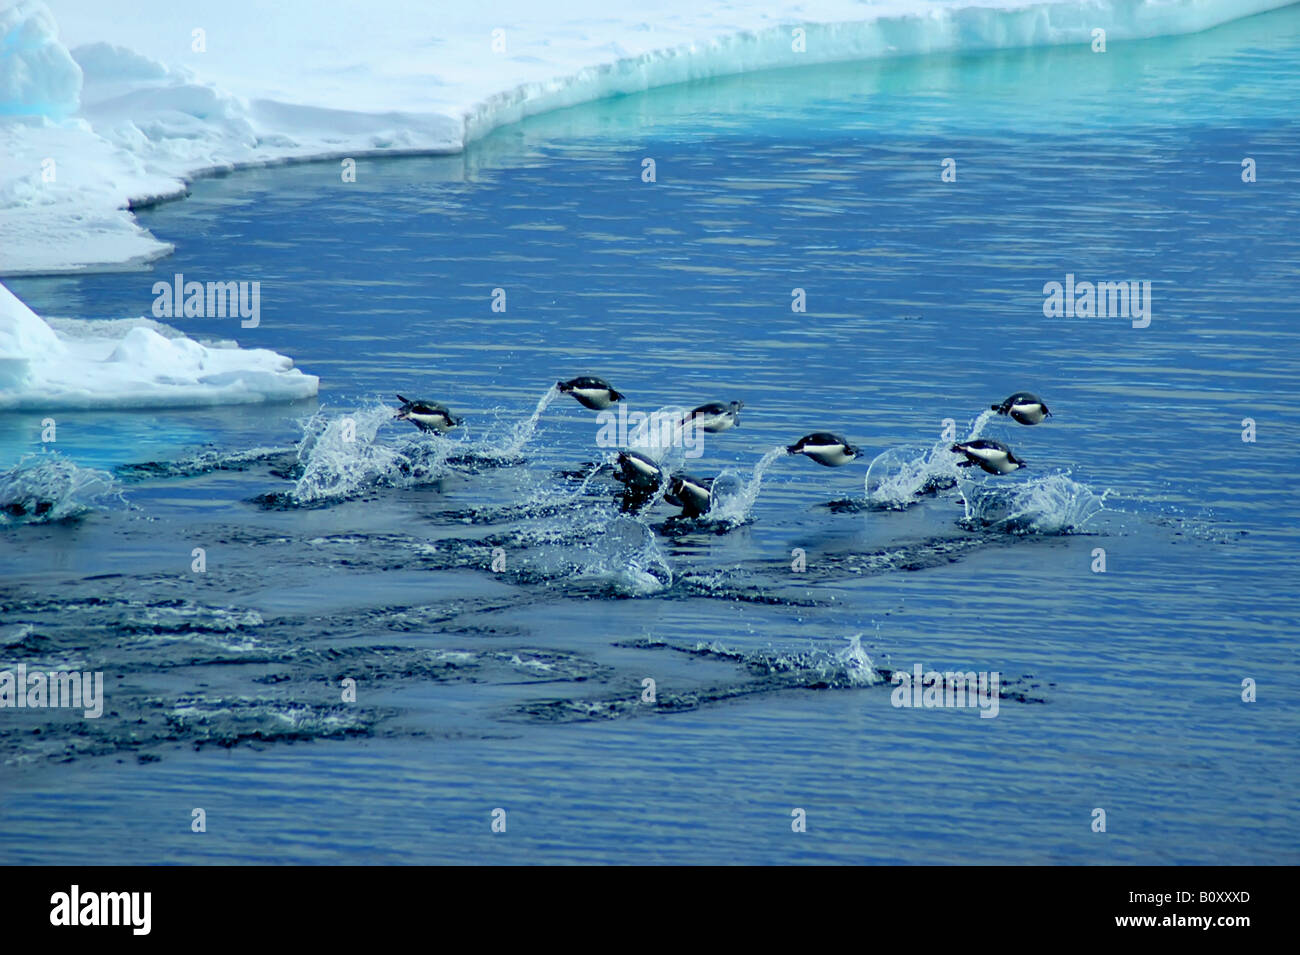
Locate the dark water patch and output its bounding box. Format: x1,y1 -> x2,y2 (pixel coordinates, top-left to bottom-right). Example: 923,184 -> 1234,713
115,446 -> 294,482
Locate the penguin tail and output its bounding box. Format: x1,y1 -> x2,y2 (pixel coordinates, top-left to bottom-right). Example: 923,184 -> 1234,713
555,381 -> 571,393
786,444 -> 802,455
610,390 -> 625,401
950,444 -> 965,453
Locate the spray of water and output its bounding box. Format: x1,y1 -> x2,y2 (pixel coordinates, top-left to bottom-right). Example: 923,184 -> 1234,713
499,385 -> 560,456
290,404 -> 454,504
958,469 -> 1109,534
834,633 -> 882,686
707,445 -> 788,525
0,452 -> 120,524
624,404 -> 694,474
865,408 -> 997,508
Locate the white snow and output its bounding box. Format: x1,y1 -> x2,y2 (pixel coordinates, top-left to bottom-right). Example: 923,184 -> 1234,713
0,0 -> 1293,410
0,282 -> 317,409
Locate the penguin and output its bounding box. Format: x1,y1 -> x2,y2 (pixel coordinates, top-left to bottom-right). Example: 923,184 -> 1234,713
951,439 -> 1026,475
394,395 -> 463,433
681,400 -> 743,433
991,392 -> 1051,425
787,432 -> 861,467
614,450 -> 665,490
557,376 -> 625,410
664,473 -> 713,518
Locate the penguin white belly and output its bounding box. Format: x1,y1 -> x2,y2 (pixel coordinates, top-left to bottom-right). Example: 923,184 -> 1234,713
808,445 -> 853,466
692,414 -> 731,432
410,413 -> 451,432
1011,403 -> 1046,423
573,388 -> 613,409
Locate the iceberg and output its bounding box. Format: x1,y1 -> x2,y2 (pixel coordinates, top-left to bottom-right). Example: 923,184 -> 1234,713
0,282 -> 318,409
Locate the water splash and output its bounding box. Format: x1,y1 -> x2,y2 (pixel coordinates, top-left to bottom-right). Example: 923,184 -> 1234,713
288,404 -> 454,504
625,403 -> 694,473
0,453 -> 120,525
681,632 -> 886,687
707,445 -> 787,525
865,408 -> 996,508
525,514 -> 673,595
499,385 -> 559,456
582,516 -> 674,594
834,632 -> 882,686
958,470 -> 1109,534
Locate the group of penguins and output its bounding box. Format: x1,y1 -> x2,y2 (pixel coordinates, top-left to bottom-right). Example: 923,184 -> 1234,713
393,376 -> 1052,519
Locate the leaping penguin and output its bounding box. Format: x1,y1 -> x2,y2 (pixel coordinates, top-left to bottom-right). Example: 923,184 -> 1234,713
664,473 -> 713,518
681,400 -> 743,433
991,392 -> 1051,425
394,395 -> 463,434
557,376 -> 625,410
951,439 -> 1026,475
787,432 -> 861,467
614,450 -> 665,490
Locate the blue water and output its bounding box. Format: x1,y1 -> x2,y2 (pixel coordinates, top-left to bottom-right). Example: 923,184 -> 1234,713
2,8 -> 1298,863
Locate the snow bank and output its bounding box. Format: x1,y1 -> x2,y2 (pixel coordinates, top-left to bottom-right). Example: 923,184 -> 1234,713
0,282 -> 317,409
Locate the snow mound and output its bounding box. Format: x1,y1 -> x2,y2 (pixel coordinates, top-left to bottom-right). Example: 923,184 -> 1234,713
0,282 -> 317,410
0,0 -> 80,117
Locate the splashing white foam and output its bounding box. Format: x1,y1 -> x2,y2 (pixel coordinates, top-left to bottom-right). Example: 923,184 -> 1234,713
958,470 -> 1108,535
290,404 -> 454,504
835,633 -> 881,686
498,385 -> 559,456
0,452 -> 119,524
865,409 -> 997,508
565,515 -> 674,595
706,445 -> 787,525
623,404 -> 694,474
